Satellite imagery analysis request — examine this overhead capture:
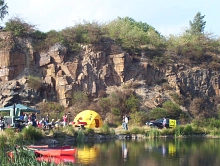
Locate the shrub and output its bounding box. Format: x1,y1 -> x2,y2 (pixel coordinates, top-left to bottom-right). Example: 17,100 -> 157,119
36,102 -> 64,119
21,126 -> 43,140
5,16 -> 36,37
130,111 -> 149,126
183,124 -> 193,135
162,101 -> 182,119
149,107 -> 167,119
146,128 -> 160,138
27,75 -> 42,91
84,128 -> 95,135
99,123 -> 111,134
130,127 -> 145,134
63,126 -> 76,136
72,91 -> 89,109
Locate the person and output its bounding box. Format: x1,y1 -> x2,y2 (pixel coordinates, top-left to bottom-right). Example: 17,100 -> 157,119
20,112 -> 24,121
124,115 -> 129,130
24,114 -> 28,123
39,118 -> 46,128
162,117 -> 166,128
0,120 -> 3,131
122,116 -> 126,130
55,119 -> 61,128
63,113 -> 67,127
45,114 -> 49,123
31,113 -> 36,122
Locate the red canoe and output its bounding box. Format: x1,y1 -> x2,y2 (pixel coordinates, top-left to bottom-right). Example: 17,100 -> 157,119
27,145 -> 71,150
35,148 -> 76,157
27,145 -> 48,148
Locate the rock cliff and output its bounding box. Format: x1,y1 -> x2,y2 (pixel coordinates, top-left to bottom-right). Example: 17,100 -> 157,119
0,31 -> 219,115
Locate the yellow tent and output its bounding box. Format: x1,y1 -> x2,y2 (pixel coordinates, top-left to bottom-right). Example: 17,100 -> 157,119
73,110 -> 103,128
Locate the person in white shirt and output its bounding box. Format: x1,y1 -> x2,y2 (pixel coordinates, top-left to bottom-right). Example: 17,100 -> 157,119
124,115 -> 129,130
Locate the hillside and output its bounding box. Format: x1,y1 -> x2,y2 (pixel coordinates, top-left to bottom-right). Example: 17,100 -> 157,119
0,16 -> 220,125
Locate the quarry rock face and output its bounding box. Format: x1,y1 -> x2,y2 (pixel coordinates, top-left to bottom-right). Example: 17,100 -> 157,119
0,31 -> 219,111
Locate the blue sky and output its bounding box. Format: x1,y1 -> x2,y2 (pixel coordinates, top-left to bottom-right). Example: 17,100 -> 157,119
3,0 -> 220,37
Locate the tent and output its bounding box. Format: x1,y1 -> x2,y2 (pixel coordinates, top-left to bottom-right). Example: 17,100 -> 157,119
0,103 -> 40,117
73,110 -> 103,128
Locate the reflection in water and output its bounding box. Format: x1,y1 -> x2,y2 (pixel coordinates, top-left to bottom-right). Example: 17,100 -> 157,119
77,146 -> 98,165
74,138 -> 220,166
122,141 -> 128,161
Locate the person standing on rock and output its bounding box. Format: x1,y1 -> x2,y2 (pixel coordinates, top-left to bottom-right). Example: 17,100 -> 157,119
124,115 -> 129,130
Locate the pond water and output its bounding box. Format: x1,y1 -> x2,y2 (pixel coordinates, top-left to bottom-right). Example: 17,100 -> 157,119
72,138 -> 220,166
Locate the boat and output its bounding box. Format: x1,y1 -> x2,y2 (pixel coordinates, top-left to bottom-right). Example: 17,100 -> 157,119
27,145 -> 48,148
36,156 -> 76,164
35,148 -> 76,157
27,145 -> 71,150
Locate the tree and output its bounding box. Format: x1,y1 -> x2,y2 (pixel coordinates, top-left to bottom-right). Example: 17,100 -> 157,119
5,16 -> 36,37
189,12 -> 206,35
0,0 -> 8,21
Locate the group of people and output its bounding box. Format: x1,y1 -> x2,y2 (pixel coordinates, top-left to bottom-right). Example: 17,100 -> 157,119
19,112 -> 69,130
122,115 -> 129,130
38,113 -> 68,129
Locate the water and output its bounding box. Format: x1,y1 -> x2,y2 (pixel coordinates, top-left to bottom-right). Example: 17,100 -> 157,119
72,138 -> 220,166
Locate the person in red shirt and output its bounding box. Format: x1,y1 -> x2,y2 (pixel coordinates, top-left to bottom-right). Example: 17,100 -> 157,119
63,113 -> 67,126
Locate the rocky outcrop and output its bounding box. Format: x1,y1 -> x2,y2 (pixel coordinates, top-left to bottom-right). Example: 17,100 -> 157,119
0,31 -> 219,112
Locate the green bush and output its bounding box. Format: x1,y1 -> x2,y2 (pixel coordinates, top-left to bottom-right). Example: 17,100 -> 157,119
146,128 -> 160,138
21,126 -> 43,140
100,123 -> 111,134
149,107 -> 167,119
183,124 -> 193,135
84,128 -> 95,135
162,101 -> 182,119
27,75 -> 42,91
5,16 -> 36,37
130,127 -> 145,134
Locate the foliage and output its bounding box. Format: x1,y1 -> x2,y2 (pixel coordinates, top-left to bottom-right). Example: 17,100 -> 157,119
111,107 -> 121,116
149,107 -> 167,119
5,16 -> 36,37
104,16 -> 164,54
99,123 -> 111,134
84,128 -> 95,135
130,111 -> 149,126
170,93 -> 185,105
146,128 -> 160,138
189,97 -> 215,118
125,94 -> 139,113
72,91 -> 89,110
72,91 -> 88,104
99,97 -> 111,111
27,75 -> 42,91
0,0 -> 8,20
62,126 -> 76,136
162,101 -> 182,119
188,12 -> 206,35
183,124 -> 193,135
130,127 -> 145,134
36,102 -> 64,118
21,126 -> 43,140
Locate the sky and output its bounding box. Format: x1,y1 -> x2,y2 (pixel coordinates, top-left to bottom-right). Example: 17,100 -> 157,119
2,0 -> 220,37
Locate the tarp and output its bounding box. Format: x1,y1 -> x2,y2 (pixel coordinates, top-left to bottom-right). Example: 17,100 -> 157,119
73,110 -> 103,128
0,104 -> 40,116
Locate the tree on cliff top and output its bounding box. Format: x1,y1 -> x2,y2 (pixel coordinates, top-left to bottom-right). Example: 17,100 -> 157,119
0,0 -> 8,21
188,12 -> 206,35
104,17 -> 165,54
